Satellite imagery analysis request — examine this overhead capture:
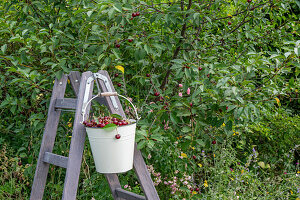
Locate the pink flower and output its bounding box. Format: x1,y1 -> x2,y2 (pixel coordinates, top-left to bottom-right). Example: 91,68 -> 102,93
187,88 -> 191,95
179,92 -> 183,97
179,84 -> 183,88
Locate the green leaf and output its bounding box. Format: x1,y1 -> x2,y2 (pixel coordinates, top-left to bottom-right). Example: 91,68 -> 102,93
55,71 -> 63,80
1,44 -> 7,54
176,110 -> 191,117
113,4 -> 122,12
258,161 -> 265,169
87,10 -> 93,17
102,123 -> 117,131
111,114 -> 122,120
196,139 -> 205,147
182,126 -> 192,133
137,140 -> 146,149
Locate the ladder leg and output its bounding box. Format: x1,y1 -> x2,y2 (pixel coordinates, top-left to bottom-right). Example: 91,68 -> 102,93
133,144 -> 160,200
62,72 -> 93,200
30,75 -> 68,200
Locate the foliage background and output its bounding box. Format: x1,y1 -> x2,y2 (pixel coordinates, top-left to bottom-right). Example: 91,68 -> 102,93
0,0 -> 299,199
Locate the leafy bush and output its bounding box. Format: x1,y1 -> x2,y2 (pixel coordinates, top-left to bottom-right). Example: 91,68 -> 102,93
0,0 -> 299,199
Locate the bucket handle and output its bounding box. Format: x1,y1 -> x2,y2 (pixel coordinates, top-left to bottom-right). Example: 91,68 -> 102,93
81,92 -> 140,124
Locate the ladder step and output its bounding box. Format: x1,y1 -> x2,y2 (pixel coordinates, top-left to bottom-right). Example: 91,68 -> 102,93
115,188 -> 146,200
43,152 -> 68,168
55,97 -> 106,110
55,98 -> 77,110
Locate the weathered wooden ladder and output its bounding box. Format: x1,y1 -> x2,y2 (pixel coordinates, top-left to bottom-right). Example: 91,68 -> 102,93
30,71 -> 159,200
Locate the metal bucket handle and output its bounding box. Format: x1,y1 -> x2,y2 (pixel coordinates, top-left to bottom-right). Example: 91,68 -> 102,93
81,92 -> 140,124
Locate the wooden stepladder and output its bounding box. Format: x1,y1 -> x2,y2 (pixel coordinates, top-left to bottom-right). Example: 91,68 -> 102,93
30,71 -> 159,200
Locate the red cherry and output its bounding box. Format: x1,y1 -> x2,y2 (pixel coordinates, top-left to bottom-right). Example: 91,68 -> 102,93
226,106 -> 229,110
146,73 -> 150,77
115,73 -> 119,77
192,155 -> 196,159
113,121 -> 118,125
212,140 -> 216,144
190,188 -> 193,191
117,83 -> 122,87
115,44 -> 120,48
247,0 -> 252,2
132,13 -> 137,17
18,161 -> 22,166
128,39 -> 133,42
130,17 -> 133,20
100,123 -> 105,128
198,67 -> 203,71
154,92 -> 160,96
190,103 -> 193,107
115,134 -> 121,139
207,74 -> 210,78
136,12 -> 140,16
228,21 -> 232,25
122,121 -> 128,125
195,188 -> 200,192
118,122 -> 123,126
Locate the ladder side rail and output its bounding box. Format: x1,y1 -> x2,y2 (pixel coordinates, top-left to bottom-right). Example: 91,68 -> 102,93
62,71 -> 94,200
68,71 -> 81,97
133,144 -> 160,200
97,70 -> 159,200
96,70 -> 124,199
30,75 -> 68,200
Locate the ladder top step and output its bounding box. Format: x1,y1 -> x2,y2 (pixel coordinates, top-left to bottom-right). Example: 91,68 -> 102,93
55,97 -> 106,110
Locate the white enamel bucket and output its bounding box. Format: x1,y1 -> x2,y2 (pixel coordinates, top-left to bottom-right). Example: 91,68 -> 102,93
86,119 -> 136,173
82,92 -> 140,174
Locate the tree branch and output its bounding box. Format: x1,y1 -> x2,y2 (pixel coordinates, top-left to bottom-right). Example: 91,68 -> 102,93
160,0 -> 192,90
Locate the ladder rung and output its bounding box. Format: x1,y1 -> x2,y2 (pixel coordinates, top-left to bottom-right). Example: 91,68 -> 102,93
43,152 -> 68,168
55,96 -> 107,110
55,98 -> 77,110
115,188 -> 146,200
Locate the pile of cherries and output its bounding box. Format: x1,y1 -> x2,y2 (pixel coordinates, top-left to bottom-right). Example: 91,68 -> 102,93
83,116 -> 130,128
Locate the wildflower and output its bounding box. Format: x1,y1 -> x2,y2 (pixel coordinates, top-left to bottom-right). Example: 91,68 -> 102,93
192,191 -> 197,194
187,88 -> 191,95
181,153 -> 188,158
179,92 -> 183,97
179,156 -> 183,159
178,84 -> 183,88
291,190 -> 293,195
203,180 -> 208,187
124,184 -> 129,189
230,168 -> 233,172
198,163 -> 203,167
147,154 -> 152,159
